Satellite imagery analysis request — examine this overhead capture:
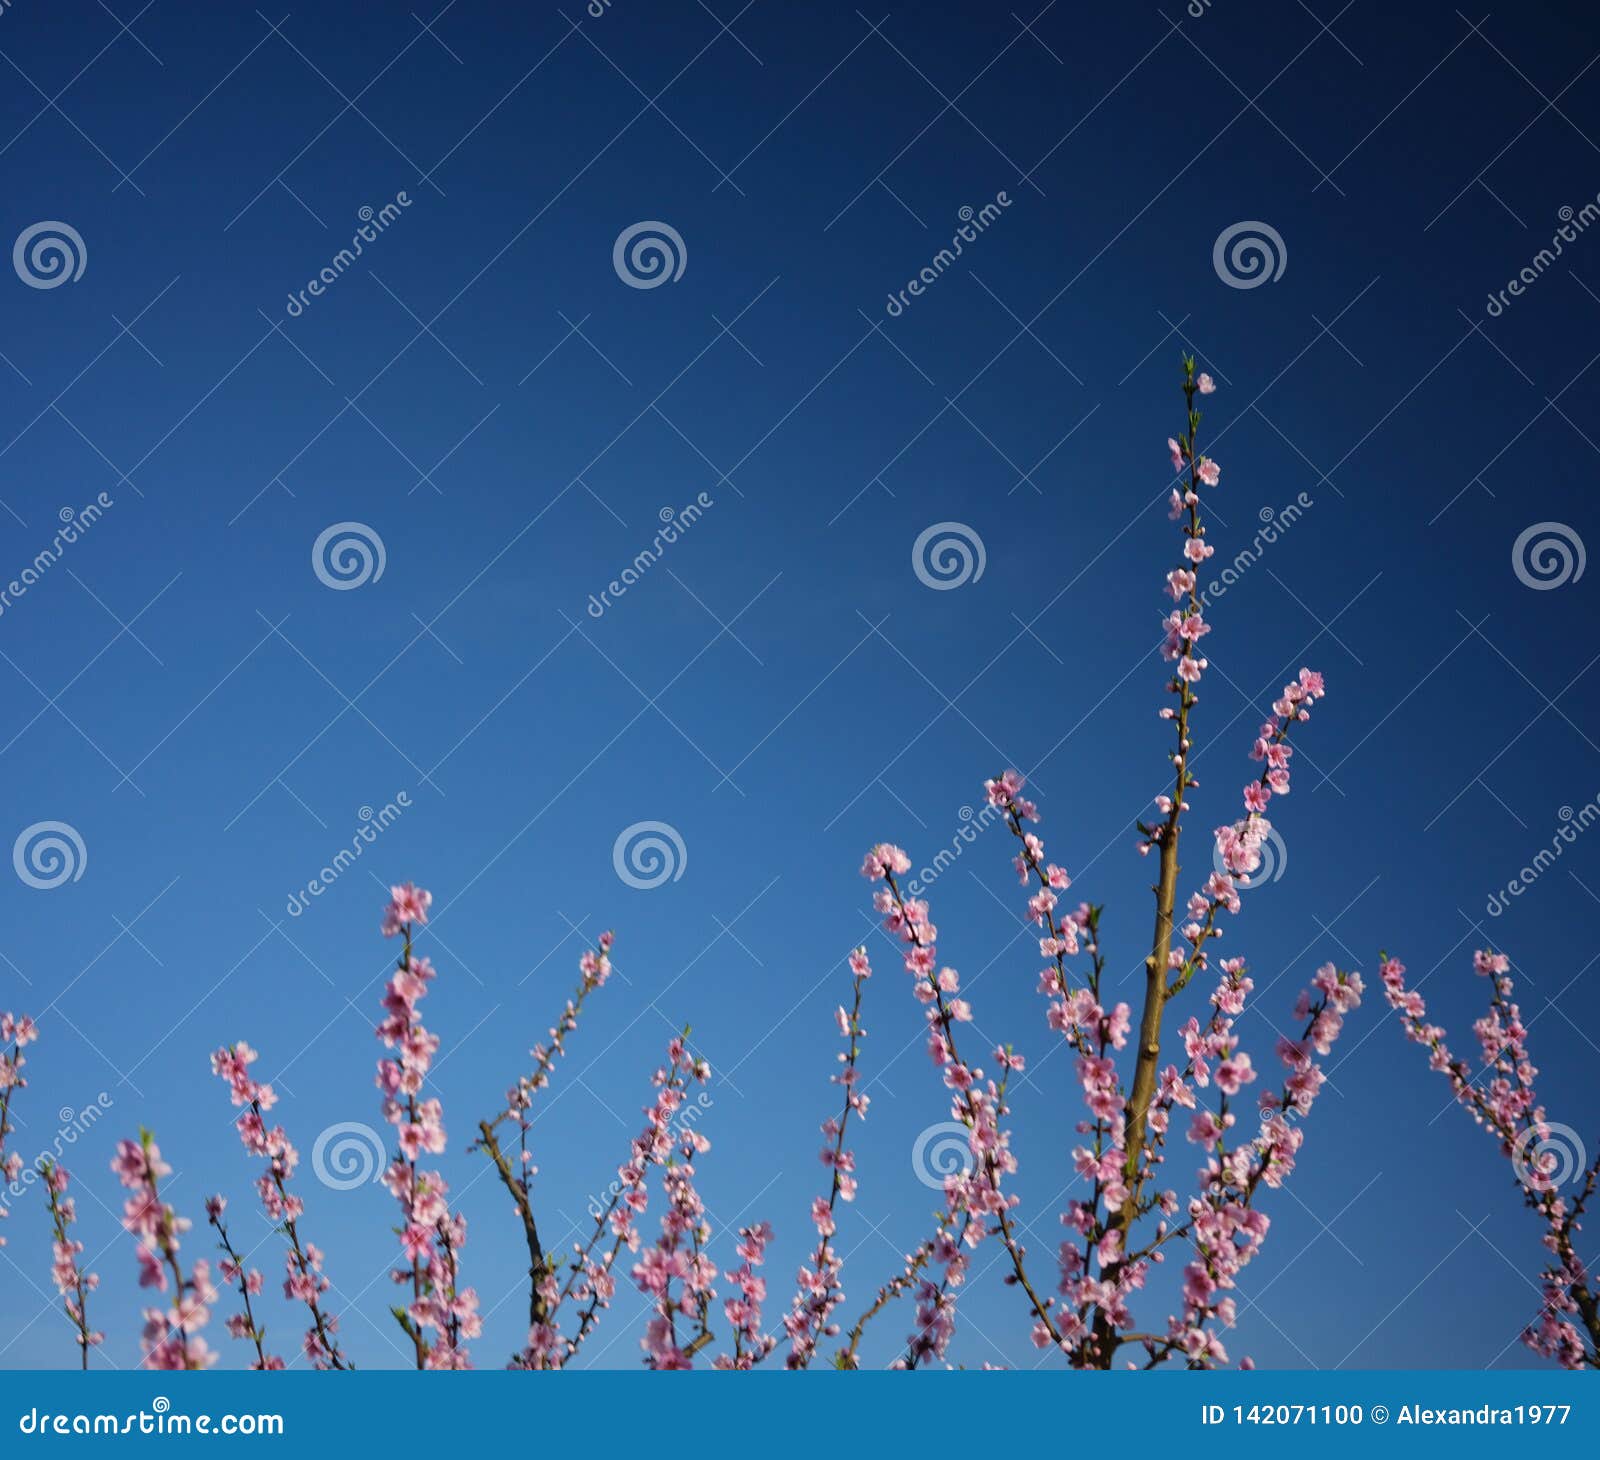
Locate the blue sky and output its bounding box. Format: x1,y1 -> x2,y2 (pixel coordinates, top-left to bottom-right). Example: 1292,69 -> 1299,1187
0,0 -> 1597,1370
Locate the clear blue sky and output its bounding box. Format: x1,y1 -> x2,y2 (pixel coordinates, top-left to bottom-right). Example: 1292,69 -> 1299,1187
0,0 -> 1596,1370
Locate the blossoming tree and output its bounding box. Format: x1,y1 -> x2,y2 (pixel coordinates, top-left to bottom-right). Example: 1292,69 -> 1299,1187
7,362 -> 1569,1370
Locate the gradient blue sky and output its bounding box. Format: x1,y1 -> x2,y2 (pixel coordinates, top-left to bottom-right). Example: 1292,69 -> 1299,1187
0,0 -> 1597,1371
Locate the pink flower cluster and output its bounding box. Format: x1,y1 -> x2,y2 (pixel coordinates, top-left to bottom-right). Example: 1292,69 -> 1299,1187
983,765 -> 1363,1366
41,1161 -> 102,1365
859,844 -> 1047,1367
111,1132 -> 217,1370
634,1112 -> 718,1369
206,1194 -> 283,1369
211,1040 -> 345,1368
1154,369 -> 1220,709
1383,951 -> 1600,1367
523,1035 -> 709,1368
717,1222 -> 776,1368
1172,668 -> 1327,993
378,883 -> 479,1368
783,946 -> 872,1368
1169,961 -> 1363,1364
0,1011 -> 38,1251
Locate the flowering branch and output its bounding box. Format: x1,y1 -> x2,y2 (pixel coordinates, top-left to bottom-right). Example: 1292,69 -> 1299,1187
1382,950 -> 1600,1367
635,1108 -> 719,1369
212,1042 -> 348,1369
112,1130 -> 217,1370
717,1221 -> 776,1368
206,1195 -> 281,1369
470,932 -> 615,1336
0,1011 -> 38,1253
40,1160 -> 101,1367
377,883 -> 479,1369
836,1239 -> 934,1368
784,947 -> 872,1369
533,1032 -> 706,1368
1121,360 -> 1223,1210
845,367 -> 1352,1368
859,846 -> 1054,1364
